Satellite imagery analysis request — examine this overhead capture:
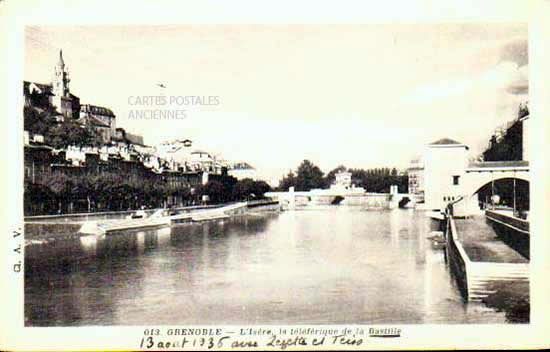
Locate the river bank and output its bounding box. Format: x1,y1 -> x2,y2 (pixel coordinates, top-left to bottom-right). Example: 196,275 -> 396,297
24,200 -> 279,240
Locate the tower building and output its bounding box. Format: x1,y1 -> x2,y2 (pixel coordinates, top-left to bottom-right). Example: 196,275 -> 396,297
51,49 -> 79,118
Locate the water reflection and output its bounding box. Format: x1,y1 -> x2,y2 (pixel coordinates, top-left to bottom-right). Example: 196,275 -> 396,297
25,209 -> 506,326
79,235 -> 98,257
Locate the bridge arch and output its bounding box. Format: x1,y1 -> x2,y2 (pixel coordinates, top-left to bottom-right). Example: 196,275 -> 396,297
462,172 -> 530,212
465,172 -> 530,197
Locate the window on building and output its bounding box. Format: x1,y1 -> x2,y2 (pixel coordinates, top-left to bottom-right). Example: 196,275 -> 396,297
453,175 -> 460,185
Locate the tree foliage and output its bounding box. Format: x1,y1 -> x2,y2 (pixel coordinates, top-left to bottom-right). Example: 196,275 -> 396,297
277,162 -> 408,193
27,171 -> 181,214
24,106 -> 54,136
348,167 -> 408,193
47,119 -> 102,149
481,103 -> 527,162
294,160 -> 326,191
196,181 -> 227,204
278,171 -> 297,191
24,105 -> 101,148
233,178 -> 271,200
482,120 -> 523,162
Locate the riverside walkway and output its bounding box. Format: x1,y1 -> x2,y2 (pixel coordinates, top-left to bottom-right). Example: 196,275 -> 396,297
447,214 -> 529,301
454,215 -> 528,264
25,200 -> 279,239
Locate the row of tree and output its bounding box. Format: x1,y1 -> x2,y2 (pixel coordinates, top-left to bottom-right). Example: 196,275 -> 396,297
195,177 -> 271,204
24,172 -> 272,215
347,167 -> 408,193
277,160 -> 408,193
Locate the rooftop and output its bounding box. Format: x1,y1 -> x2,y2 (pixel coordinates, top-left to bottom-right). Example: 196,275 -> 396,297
429,138 -> 469,150
83,115 -> 110,128
81,104 -> 116,117
24,81 -> 53,95
467,160 -> 529,169
24,143 -> 53,151
232,162 -> 254,170
429,138 -> 463,145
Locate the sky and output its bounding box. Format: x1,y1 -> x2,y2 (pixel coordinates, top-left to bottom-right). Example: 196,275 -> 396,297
24,24 -> 528,181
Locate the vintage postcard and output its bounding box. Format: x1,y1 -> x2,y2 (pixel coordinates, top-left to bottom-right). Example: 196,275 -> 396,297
1,0 -> 549,350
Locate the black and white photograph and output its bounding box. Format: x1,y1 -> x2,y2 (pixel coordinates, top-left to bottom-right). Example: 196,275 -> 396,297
2,0 -> 550,350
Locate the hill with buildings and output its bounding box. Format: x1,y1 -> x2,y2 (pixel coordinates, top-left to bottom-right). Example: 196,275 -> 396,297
23,50 -> 269,215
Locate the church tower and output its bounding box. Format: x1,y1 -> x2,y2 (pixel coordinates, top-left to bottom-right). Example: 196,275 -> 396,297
51,49 -> 73,117
52,49 -> 70,97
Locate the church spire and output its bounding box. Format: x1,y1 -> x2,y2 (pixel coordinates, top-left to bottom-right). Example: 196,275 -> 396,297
52,48 -> 70,99
57,49 -> 65,69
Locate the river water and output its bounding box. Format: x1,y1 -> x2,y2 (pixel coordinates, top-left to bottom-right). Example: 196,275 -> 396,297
25,207 -> 506,326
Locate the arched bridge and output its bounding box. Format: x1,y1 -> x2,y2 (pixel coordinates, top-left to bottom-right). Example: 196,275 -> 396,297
451,160 -> 530,216
463,160 -> 529,196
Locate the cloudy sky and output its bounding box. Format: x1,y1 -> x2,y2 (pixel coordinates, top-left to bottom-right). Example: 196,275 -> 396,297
24,24 -> 527,181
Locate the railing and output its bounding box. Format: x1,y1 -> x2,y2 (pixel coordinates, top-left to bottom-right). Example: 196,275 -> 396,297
485,210 -> 529,234
445,216 -> 470,297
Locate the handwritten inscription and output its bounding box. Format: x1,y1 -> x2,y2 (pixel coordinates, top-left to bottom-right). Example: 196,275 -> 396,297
140,336 -> 229,349
267,335 -> 308,349
137,326 -> 393,350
